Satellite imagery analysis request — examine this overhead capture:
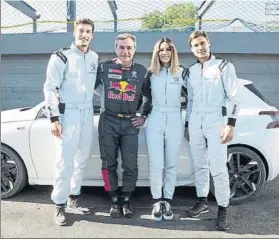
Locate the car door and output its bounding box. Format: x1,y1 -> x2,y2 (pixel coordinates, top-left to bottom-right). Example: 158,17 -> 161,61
82,105 -> 103,180
177,102 -> 195,181
135,123 -> 149,181
177,125 -> 195,181
29,105 -> 103,182
29,106 -> 56,182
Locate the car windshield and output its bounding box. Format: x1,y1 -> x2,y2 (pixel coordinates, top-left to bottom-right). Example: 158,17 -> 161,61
244,84 -> 273,106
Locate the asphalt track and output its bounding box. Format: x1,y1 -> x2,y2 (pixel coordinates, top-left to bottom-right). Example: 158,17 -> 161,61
1,177 -> 279,238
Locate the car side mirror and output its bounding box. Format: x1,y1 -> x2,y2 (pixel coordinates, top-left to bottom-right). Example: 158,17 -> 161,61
38,106 -> 48,119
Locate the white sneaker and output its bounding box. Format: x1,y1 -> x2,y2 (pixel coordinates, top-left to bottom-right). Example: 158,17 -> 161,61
162,201 -> 174,220
67,196 -> 90,215
151,201 -> 163,221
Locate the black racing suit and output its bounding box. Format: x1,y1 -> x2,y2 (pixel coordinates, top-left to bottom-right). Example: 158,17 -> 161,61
94,59 -> 152,197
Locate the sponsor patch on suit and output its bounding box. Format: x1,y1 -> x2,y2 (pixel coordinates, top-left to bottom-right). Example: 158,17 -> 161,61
108,74 -> 122,80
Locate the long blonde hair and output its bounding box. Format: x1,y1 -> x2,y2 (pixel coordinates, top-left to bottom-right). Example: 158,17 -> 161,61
150,37 -> 180,75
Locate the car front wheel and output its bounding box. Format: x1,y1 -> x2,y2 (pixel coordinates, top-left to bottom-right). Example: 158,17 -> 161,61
210,146 -> 267,205
1,144 -> 28,199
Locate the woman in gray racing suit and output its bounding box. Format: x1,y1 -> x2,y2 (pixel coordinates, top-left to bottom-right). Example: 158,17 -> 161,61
144,38 -> 188,221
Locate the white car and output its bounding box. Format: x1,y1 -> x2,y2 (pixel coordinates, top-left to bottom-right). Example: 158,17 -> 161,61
1,79 -> 279,205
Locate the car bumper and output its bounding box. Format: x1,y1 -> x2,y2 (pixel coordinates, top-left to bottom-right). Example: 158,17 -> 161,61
260,128 -> 279,181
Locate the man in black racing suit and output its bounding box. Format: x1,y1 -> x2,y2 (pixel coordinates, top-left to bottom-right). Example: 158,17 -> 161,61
94,33 -> 152,218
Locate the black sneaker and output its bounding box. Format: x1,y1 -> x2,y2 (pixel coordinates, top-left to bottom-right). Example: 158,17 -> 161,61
122,201 -> 134,218
162,201 -> 174,221
216,206 -> 230,230
55,204 -> 67,226
151,201 -> 163,221
110,202 -> 122,218
188,197 -> 209,218
67,195 -> 90,215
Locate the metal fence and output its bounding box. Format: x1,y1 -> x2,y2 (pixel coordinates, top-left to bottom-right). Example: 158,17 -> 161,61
1,0 -> 279,34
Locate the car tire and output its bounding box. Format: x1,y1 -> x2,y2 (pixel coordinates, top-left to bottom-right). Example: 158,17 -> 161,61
210,146 -> 266,205
1,144 -> 28,199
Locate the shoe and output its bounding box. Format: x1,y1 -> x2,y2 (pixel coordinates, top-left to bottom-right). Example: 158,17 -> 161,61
55,204 -> 67,226
110,202 -> 122,218
67,195 -> 90,215
216,206 -> 230,230
151,201 -> 163,221
122,200 -> 134,218
188,197 -> 210,218
162,201 -> 174,221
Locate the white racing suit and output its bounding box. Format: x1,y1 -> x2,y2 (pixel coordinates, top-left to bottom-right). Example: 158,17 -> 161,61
43,43 -> 98,205
146,66 -> 188,200
186,55 -> 239,207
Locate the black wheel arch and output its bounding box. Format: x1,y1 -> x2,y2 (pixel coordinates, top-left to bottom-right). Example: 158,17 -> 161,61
209,144 -> 268,205
228,143 -> 269,180
1,142 -> 29,181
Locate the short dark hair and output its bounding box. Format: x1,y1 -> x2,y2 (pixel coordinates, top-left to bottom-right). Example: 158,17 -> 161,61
188,30 -> 209,46
74,18 -> 95,32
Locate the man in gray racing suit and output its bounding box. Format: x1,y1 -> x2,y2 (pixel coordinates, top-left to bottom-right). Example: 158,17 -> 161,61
185,31 -> 240,231
43,18 -> 98,226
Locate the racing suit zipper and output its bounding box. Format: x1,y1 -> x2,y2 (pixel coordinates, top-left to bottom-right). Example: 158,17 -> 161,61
165,69 -> 168,105
121,92 -> 123,115
165,69 -> 168,129
84,54 -> 87,103
201,64 -> 203,130
120,69 -> 125,116
201,64 -> 203,107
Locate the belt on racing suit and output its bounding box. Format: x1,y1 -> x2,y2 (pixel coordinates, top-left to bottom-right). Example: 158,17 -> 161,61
152,105 -> 181,113
191,107 -> 227,116
104,110 -> 136,119
192,107 -> 223,113
58,102 -> 92,114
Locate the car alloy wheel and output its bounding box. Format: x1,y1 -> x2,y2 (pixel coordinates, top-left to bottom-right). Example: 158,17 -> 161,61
228,152 -> 260,196
1,145 -> 28,199
210,146 -> 266,205
227,147 -> 266,204
1,151 -> 19,195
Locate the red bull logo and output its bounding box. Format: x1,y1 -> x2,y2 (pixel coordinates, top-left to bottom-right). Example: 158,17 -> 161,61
109,81 -> 136,93
108,81 -> 136,102
109,82 -> 122,91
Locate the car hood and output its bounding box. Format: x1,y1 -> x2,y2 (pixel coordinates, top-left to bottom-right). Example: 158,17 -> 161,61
1,107 -> 37,123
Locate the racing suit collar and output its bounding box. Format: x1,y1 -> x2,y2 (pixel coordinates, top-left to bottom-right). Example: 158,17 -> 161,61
197,53 -> 215,65
70,43 -> 90,55
112,58 -> 135,70
161,66 -> 170,72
